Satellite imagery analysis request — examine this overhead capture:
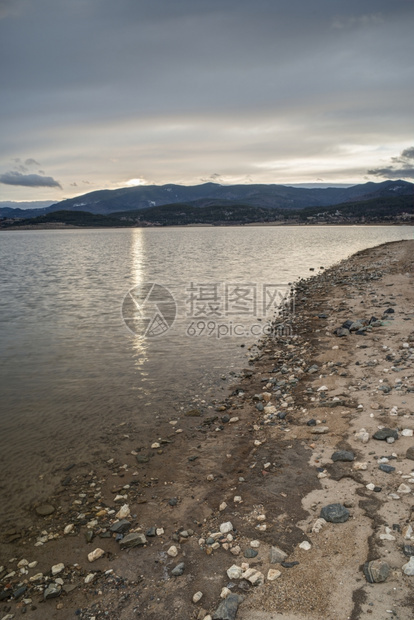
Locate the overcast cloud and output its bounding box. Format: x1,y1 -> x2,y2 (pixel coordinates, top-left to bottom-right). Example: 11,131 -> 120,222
1,0 -> 413,200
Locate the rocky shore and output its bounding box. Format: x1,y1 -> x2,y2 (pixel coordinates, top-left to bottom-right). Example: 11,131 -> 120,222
1,239 -> 414,620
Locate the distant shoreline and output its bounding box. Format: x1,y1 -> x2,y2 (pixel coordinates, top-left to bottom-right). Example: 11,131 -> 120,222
1,222 -> 413,231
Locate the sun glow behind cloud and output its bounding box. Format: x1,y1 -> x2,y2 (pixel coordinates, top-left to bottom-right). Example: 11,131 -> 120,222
125,178 -> 149,187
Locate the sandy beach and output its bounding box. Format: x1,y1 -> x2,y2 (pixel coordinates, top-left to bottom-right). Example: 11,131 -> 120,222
1,239 -> 414,620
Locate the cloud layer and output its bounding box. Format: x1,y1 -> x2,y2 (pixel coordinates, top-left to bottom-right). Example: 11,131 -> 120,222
368,147 -> 414,179
0,0 -> 413,199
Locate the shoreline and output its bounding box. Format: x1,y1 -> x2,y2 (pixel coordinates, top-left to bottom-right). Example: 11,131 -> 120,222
1,239 -> 414,619
1,222 -> 413,231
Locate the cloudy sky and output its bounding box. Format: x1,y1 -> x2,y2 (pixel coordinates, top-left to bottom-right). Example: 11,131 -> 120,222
1,0 -> 414,202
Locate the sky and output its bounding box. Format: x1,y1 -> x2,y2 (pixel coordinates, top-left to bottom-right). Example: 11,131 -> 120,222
1,0 -> 414,203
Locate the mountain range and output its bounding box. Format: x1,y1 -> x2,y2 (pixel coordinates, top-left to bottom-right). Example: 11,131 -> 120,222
0,180 -> 412,219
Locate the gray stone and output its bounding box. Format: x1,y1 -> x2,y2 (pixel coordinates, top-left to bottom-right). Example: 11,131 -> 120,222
373,428 -> 398,441
35,504 -> 55,516
213,594 -> 241,620
269,546 -> 287,563
12,586 -> 27,599
171,562 -> 185,576
336,328 -> 350,337
136,455 -> 149,463
349,321 -> 364,331
320,503 -> 350,523
406,446 -> 414,461
331,450 -> 355,462
363,559 -> 390,583
44,584 -> 61,600
119,532 -> 147,549
110,519 -> 131,534
244,548 -> 258,558
403,544 -> 414,557
379,464 -> 395,473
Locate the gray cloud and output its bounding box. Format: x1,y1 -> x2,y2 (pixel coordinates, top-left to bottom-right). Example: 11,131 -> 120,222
25,158 -> 40,166
368,146 -> 414,179
0,0 -> 413,197
0,171 -> 62,188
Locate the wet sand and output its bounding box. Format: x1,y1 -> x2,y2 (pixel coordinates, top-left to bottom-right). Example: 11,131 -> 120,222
1,239 -> 414,620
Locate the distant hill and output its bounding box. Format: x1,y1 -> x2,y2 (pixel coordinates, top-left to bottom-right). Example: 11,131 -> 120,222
298,193 -> 414,221
0,200 -> 56,218
1,180 -> 412,219
2,193 -> 413,228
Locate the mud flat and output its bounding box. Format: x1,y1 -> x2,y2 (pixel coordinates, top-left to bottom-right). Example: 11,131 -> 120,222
1,239 -> 414,620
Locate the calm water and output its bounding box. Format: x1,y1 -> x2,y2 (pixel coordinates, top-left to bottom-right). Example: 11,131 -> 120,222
0,225 -> 413,518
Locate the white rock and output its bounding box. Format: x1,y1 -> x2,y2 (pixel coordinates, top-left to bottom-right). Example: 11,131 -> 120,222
51,563 -> 64,575
167,545 -> 178,557
355,429 -> 370,443
353,462 -> 368,471
366,483 -> 376,491
312,518 -> 326,533
192,591 -> 203,603
219,502 -> 227,511
299,541 -> 311,550
254,440 -> 262,446
156,528 -> 164,536
317,385 -> 328,392
84,573 -> 96,584
29,573 -> 43,582
242,568 -> 264,585
151,442 -> 160,448
402,429 -> 413,437
229,417 -> 239,423
267,569 -> 281,581
402,557 -> 414,575
220,521 -> 233,534
397,483 -> 411,494
230,546 -> 241,556
403,524 -> 413,539
116,504 -> 130,519
64,524 -> 74,535
234,496 -> 242,503
28,561 -> 37,569
88,548 -> 105,562
220,587 -> 231,598
227,565 -> 243,579
17,559 -> 29,568
250,540 -> 260,548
